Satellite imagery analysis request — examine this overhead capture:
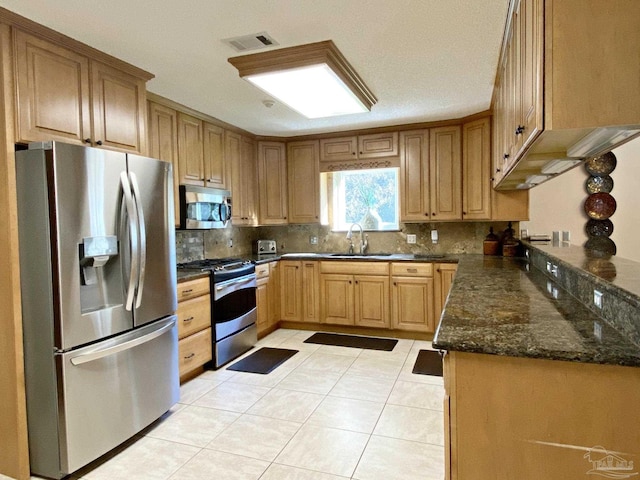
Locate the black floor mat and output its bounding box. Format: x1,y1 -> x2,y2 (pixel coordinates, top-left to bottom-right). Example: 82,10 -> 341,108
304,332 -> 397,351
412,349 -> 443,376
227,347 -> 298,375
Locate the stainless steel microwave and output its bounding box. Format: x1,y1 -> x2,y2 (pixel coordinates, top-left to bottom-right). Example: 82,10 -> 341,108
179,185 -> 231,229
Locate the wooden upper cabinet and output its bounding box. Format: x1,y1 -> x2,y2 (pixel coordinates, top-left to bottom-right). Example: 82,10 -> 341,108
14,29 -> 148,154
430,126 -> 462,220
228,132 -> 257,225
320,132 -> 398,163
91,61 -> 147,153
177,113 -> 204,186
358,132 -> 398,158
203,122 -> 227,190
462,118 -> 491,220
319,136 -> 357,162
147,101 -> 179,226
258,141 -> 288,225
400,129 -> 429,222
14,29 -> 91,146
287,140 -> 320,224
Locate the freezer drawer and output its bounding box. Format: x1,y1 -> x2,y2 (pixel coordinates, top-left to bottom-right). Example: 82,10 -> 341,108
28,317 -> 179,479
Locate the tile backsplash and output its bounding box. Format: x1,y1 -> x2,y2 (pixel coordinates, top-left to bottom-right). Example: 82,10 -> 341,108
176,221 -> 518,263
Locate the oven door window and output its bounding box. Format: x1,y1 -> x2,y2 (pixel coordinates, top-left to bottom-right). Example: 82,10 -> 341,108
213,287 -> 256,323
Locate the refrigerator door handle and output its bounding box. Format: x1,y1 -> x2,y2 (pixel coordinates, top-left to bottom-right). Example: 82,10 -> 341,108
120,172 -> 139,311
129,172 -> 146,308
69,317 -> 176,365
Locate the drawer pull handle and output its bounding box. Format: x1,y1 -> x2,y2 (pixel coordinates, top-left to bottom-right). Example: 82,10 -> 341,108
407,268 -> 418,273
184,353 -> 195,360
182,289 -> 193,295
183,316 -> 194,323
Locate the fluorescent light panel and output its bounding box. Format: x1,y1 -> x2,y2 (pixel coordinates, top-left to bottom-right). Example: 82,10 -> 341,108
246,64 -> 368,118
567,126 -> 640,158
540,158 -> 582,175
228,40 -> 376,119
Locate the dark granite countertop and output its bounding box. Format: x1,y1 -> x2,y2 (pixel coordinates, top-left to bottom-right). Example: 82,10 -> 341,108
177,270 -> 210,283
433,255 -> 640,367
277,252 -> 459,263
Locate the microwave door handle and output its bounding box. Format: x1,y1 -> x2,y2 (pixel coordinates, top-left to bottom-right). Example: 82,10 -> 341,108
222,199 -> 230,226
120,172 -> 139,311
129,172 -> 146,308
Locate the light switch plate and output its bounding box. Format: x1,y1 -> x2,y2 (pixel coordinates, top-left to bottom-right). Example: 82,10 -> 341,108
594,290 -> 603,309
431,230 -> 438,244
407,234 -> 417,244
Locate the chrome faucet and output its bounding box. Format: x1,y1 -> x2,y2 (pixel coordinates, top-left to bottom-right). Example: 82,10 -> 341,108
346,223 -> 368,255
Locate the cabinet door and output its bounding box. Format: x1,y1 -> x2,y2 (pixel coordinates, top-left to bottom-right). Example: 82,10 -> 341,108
178,328 -> 212,378
354,275 -> 389,328
280,261 -> 302,321
320,274 -> 354,325
391,276 -> 435,332
518,0 -> 543,154
319,136 -> 357,162
91,61 -> 147,154
302,261 -> 320,323
256,277 -> 269,335
430,126 -> 462,221
14,29 -> 91,145
203,122 -> 226,189
435,263 -> 458,324
177,113 -> 204,186
177,294 -> 211,339
287,140 -> 320,224
241,136 -> 258,225
268,262 -> 281,327
148,101 -> 179,226
462,118 -> 491,220
400,130 -> 429,221
358,132 -> 398,158
226,131 -> 243,222
258,141 -> 288,225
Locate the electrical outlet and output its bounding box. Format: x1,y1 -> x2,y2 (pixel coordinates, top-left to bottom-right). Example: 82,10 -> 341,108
310,236 -> 318,245
227,238 -> 233,248
594,321 -> 602,340
562,230 -> 570,242
593,289 -> 603,309
431,230 -> 438,244
407,234 -> 417,244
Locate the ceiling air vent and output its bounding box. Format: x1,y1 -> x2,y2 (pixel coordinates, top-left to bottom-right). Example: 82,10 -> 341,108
222,32 -> 279,52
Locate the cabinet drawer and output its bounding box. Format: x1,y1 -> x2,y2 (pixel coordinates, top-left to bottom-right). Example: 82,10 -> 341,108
178,327 -> 212,377
255,263 -> 270,279
177,277 -> 210,301
177,294 -> 211,339
320,261 -> 389,276
391,262 -> 433,277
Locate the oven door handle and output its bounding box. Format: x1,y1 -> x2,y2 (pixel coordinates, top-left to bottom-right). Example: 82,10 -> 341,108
214,275 -> 256,300
216,277 -> 254,291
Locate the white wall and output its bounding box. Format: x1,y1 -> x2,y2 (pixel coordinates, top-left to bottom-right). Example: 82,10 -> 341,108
521,136 -> 640,263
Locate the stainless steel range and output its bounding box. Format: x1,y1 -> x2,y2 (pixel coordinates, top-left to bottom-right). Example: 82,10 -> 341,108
178,259 -> 257,367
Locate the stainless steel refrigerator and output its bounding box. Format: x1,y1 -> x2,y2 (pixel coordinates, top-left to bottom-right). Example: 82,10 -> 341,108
15,142 -> 179,479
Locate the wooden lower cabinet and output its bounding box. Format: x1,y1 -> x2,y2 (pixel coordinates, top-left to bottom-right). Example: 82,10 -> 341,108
319,261 -> 390,328
391,262 -> 435,333
256,261 -> 280,337
280,260 -> 319,322
444,351 -> 640,480
177,277 -> 212,380
435,263 -> 458,322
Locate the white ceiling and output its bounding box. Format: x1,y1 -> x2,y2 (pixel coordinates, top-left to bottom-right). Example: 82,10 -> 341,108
1,0 -> 509,137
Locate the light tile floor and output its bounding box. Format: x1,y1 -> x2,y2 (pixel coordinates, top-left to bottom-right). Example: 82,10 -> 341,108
26,329 -> 445,480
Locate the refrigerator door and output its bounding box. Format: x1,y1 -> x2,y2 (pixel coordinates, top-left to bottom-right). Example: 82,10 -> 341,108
16,142 -> 134,350
126,154 -> 177,326
27,316 -> 179,478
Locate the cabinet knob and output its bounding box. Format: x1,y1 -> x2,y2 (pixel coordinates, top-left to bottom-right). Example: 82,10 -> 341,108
515,125 -> 524,135
463,211 -> 467,215
496,168 -> 501,172
432,213 -> 436,216
349,280 -> 352,284
84,138 -> 91,144
503,154 -> 510,160
352,152 -> 356,155
96,140 -> 103,146
284,216 -> 287,219
201,178 -> 205,181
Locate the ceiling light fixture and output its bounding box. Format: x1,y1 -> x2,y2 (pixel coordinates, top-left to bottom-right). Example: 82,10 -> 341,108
228,40 -> 377,119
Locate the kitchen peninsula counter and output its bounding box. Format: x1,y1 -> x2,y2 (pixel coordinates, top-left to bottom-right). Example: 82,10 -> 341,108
433,254 -> 640,367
